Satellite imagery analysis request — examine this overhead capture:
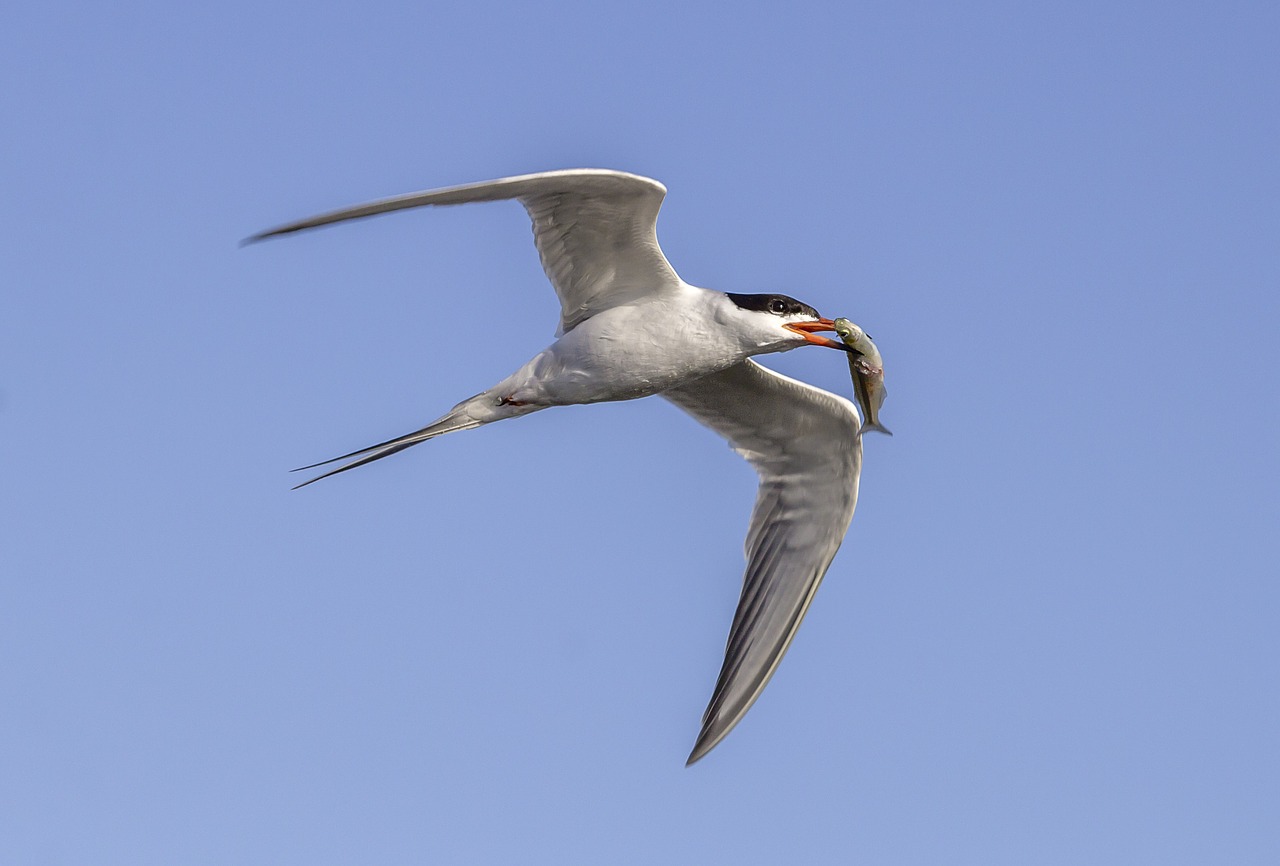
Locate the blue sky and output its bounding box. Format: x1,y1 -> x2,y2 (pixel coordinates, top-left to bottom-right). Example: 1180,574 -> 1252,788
3,1 -> 1278,862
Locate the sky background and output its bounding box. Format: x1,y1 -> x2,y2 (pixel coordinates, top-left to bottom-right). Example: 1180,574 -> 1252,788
3,1 -> 1278,863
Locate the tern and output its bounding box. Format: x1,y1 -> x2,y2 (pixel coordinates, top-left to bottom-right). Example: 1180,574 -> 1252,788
248,169 -> 867,765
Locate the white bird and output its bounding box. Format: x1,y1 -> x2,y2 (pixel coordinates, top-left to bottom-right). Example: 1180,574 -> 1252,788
248,169 -> 867,765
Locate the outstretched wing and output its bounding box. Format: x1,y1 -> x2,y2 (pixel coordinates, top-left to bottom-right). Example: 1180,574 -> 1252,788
662,359 -> 863,764
247,168 -> 683,334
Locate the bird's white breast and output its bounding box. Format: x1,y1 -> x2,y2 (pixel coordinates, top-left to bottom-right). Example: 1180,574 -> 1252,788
500,286 -> 757,406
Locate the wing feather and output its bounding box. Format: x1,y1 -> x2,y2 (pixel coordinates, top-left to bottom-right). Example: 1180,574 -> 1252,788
247,168 -> 683,333
663,359 -> 863,764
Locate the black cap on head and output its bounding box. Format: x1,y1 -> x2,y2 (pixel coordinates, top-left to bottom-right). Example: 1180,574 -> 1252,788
725,292 -> 819,319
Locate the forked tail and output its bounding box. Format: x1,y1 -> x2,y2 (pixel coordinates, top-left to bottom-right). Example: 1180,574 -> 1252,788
291,392 -> 518,489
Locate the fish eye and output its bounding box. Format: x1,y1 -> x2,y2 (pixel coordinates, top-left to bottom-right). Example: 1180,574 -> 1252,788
769,298 -> 788,314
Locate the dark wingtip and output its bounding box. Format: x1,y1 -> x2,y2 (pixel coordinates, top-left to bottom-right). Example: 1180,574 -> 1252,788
240,228 -> 281,247
684,731 -> 718,766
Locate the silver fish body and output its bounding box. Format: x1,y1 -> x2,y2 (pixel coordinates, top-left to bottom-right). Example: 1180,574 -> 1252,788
833,318 -> 891,436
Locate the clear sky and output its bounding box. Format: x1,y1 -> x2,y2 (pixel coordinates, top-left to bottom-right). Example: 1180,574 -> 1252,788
3,1 -> 1278,863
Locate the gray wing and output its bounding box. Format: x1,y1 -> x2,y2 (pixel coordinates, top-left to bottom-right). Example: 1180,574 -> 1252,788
247,168 -> 683,334
663,359 -> 863,765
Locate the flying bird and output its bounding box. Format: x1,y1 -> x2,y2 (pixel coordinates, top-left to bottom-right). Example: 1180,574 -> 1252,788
248,169 -> 868,765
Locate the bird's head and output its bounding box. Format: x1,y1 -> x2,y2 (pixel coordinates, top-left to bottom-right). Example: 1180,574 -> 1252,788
723,292 -> 851,353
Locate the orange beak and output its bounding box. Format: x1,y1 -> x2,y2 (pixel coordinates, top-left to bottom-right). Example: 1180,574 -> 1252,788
785,318 -> 852,351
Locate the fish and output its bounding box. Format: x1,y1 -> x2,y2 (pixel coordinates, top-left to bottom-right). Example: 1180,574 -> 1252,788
833,317 -> 892,437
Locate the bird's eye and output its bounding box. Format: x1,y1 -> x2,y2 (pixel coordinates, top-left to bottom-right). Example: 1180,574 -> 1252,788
769,299 -> 788,314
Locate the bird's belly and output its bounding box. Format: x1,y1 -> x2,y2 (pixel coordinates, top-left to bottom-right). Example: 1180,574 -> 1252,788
522,308 -> 744,406
542,349 -> 728,404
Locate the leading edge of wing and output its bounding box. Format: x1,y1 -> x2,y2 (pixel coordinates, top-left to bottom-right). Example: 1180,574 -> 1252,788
662,360 -> 863,765
243,168 -> 667,243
